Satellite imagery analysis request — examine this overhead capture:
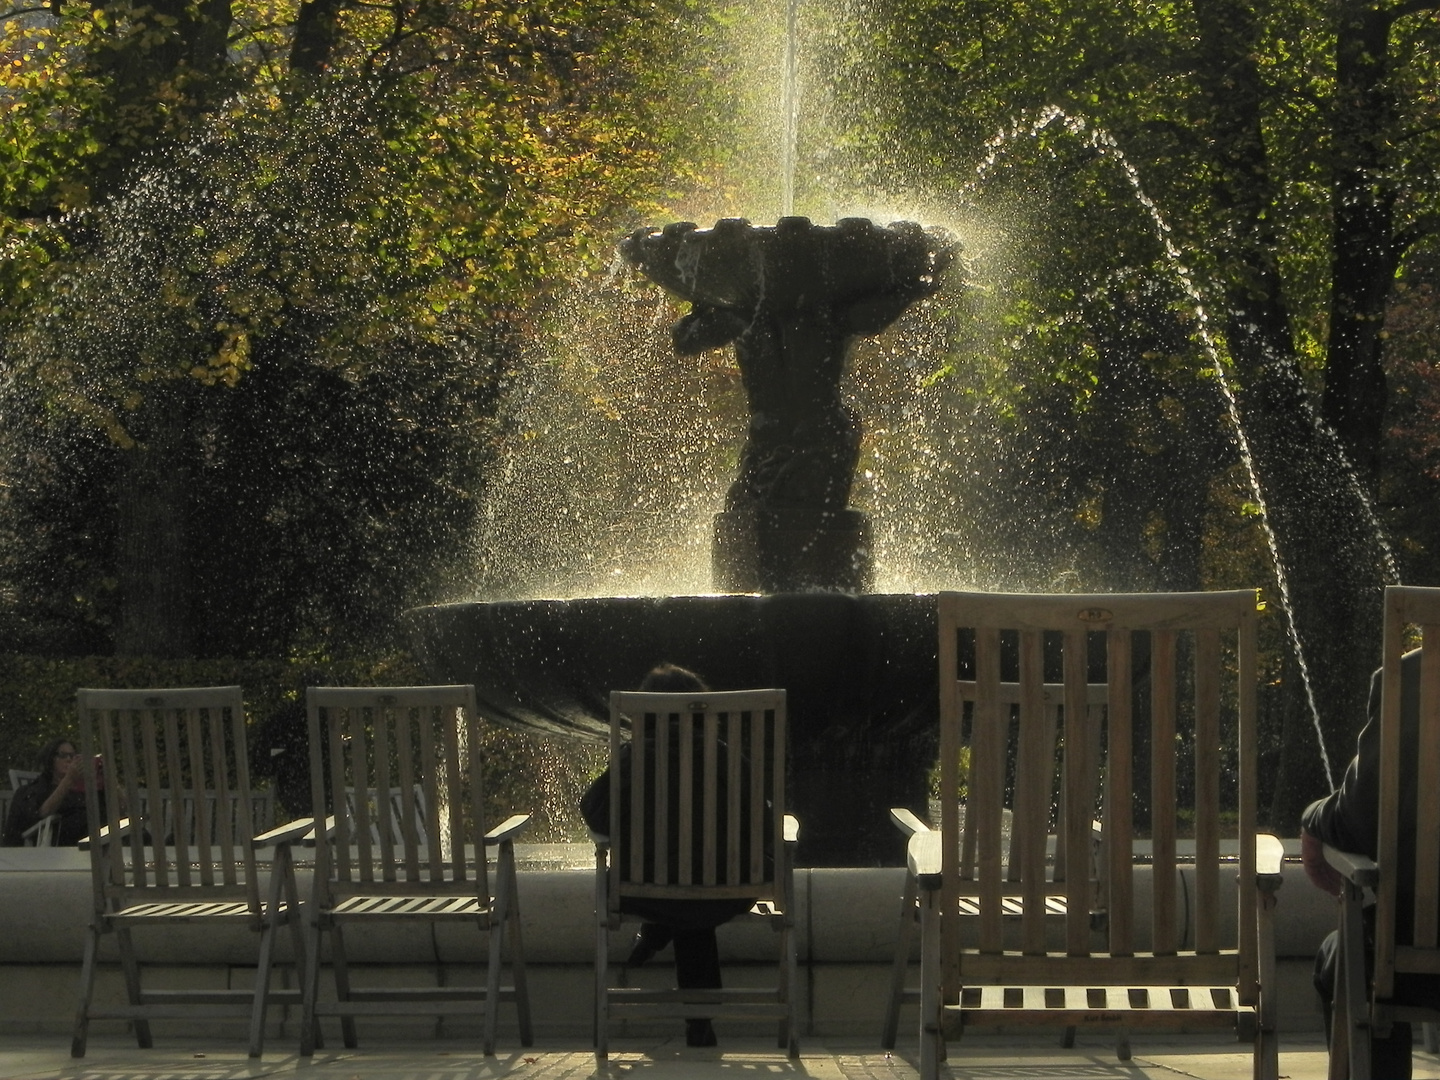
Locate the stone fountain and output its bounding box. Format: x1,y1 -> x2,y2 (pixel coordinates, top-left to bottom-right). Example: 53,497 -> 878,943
410,215 -> 959,866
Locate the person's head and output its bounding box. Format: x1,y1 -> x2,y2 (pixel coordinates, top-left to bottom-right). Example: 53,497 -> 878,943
34,736 -> 78,784
638,663 -> 709,694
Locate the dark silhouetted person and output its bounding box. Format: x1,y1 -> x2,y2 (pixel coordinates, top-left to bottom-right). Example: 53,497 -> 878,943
582,663 -> 766,1048
1302,648 -> 1440,1079
3,737 -> 93,846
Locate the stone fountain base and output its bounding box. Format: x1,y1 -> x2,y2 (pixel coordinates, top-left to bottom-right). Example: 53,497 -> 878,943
407,592 -> 938,867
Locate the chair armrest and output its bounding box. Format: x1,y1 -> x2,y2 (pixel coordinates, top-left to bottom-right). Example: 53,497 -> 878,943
483,813 -> 531,845
908,829 -> 944,890
1254,832 -> 1286,883
890,807 -> 931,838
783,814 -> 800,844
1323,844 -> 1379,889
302,815 -> 337,846
78,817 -> 133,851
589,829 -> 610,848
254,817 -> 315,847
21,813 -> 58,846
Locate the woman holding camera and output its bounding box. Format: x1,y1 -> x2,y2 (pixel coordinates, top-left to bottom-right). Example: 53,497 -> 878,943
2,737 -> 93,846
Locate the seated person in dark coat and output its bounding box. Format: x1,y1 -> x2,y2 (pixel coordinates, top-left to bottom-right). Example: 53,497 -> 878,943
1302,648 -> 1440,1079
581,663 -> 770,1048
3,737 -> 94,847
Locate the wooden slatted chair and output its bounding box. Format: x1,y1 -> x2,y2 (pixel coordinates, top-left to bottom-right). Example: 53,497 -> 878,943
882,678 -> 1108,1050
70,686 -> 311,1059
300,685 -> 532,1056
595,688 -> 799,1058
908,591 -> 1284,1080
5,767 -> 60,846
1324,585 -> 1440,1080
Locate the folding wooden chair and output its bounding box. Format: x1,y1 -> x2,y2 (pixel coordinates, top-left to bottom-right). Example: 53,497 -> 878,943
594,688 -> 799,1058
1324,585 -> 1440,1080
909,591 -> 1283,1080
70,686 -> 311,1058
300,685 -> 532,1055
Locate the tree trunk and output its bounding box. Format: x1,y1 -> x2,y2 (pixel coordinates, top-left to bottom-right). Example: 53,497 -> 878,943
1191,0 -> 1387,826
1322,0 -> 1401,484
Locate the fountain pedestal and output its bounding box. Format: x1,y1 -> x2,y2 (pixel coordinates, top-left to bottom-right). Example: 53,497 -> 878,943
712,508 -> 872,593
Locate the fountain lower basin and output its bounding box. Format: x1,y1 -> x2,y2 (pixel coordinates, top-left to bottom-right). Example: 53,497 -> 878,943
407,592 -> 939,866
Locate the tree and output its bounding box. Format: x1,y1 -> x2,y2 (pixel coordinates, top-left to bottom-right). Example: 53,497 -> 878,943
0,0 -> 737,657
811,0 -> 1438,822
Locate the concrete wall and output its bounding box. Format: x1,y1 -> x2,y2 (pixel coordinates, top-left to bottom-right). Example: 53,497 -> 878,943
0,846 -> 1336,1043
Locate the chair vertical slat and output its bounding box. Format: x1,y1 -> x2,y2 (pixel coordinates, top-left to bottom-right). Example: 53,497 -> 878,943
1063,629 -> 1091,957
140,707 -> 170,888
1106,627 -> 1135,957
1150,628 -> 1178,956
347,707 -> 374,883
373,704 -> 398,881
109,710 -> 141,891
228,699 -> 257,904
629,711 -> 648,886
748,709 -> 765,885
1193,628 -> 1222,955
1017,630 -> 1048,955
938,596 -> 964,995
325,704 -> 351,883
674,710 -> 690,885
395,703 -> 423,879
442,704 -> 465,882
1415,635 -> 1440,950
162,707 -> 194,888
974,626 -> 1004,953
1236,606 -> 1260,1002
703,711 -> 719,886
183,708 -> 209,884
727,710 -> 743,886
772,705 -> 787,882
465,702 -> 488,902
414,703 -> 442,880
655,709 -> 672,885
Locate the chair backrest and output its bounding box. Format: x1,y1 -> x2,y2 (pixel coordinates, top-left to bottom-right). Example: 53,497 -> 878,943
134,788 -> 276,847
937,590 -> 1260,989
76,687 -> 260,912
307,686 -> 488,899
954,680 -> 1107,891
8,768 -> 39,791
606,688 -> 786,912
1373,585 -> 1440,999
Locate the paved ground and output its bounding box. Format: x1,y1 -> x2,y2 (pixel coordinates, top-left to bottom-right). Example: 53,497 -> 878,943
4,1032 -> 1440,1080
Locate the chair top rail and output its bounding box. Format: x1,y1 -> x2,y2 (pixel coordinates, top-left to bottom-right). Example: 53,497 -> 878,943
77,686 -> 244,708
940,589 -> 1259,631
309,685 -> 476,708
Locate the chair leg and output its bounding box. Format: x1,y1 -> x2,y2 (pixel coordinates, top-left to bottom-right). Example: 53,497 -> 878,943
330,922 -> 358,1048
784,917 -> 799,1058
115,925 -> 152,1048
595,861 -> 610,1060
882,874 -> 918,1049
917,888 -> 942,1080
484,900 -> 505,1056
501,846 -> 532,1046
248,921 -> 277,1058
70,922 -> 101,1058
1340,886 -> 1371,1080
299,914 -> 323,1057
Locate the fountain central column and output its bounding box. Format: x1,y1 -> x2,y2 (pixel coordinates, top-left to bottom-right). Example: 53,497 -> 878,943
620,215 -> 957,592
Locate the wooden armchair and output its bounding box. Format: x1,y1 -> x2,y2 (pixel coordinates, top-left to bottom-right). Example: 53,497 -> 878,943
300,685 -> 532,1056
909,591 -> 1283,1080
594,688 -> 799,1058
1324,585 -> 1440,1080
70,686 -> 311,1058
5,768 -> 59,846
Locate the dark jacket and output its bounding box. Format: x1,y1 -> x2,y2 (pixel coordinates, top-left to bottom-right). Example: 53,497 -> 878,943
2,778 -> 89,847
1302,648 -> 1427,944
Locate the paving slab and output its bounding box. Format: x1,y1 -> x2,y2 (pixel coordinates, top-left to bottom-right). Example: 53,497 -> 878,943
4,1033 -> 1440,1080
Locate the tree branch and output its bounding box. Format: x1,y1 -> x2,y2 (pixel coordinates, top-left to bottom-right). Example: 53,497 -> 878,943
1,5 -> 52,18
